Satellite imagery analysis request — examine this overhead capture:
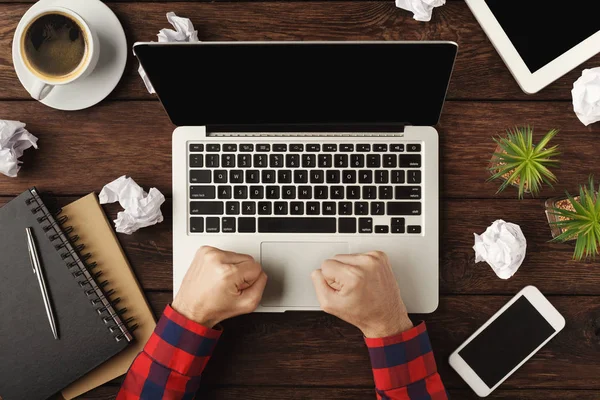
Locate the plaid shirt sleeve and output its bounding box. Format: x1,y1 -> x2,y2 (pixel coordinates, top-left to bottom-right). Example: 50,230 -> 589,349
117,305 -> 222,400
365,322 -> 448,400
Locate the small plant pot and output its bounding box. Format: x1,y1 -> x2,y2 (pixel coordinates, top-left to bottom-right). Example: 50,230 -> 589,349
488,144 -> 531,194
544,196 -> 572,240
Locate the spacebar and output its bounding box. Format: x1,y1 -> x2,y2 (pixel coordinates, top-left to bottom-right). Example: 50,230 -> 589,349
258,218 -> 337,233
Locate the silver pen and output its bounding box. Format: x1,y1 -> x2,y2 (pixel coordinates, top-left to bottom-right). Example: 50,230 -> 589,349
26,227 -> 59,340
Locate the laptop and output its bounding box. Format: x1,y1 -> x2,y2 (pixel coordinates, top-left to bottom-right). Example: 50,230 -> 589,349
134,41 -> 458,313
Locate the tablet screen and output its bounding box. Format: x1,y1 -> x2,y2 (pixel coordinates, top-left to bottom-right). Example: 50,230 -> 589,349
485,0 -> 600,73
458,296 -> 556,388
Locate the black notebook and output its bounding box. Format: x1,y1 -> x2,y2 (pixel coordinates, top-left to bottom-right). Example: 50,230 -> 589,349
0,189 -> 134,400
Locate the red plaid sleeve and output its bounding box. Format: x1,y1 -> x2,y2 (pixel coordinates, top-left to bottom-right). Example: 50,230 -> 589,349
365,322 -> 448,400
117,305 -> 222,400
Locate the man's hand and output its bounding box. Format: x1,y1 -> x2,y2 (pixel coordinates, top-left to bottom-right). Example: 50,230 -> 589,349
311,251 -> 413,338
172,246 -> 268,328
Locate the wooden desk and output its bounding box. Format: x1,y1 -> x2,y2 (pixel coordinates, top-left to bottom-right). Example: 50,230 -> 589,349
1,1 -> 599,399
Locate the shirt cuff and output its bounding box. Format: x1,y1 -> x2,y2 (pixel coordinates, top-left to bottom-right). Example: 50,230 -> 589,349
142,305 -> 222,377
365,322 -> 438,391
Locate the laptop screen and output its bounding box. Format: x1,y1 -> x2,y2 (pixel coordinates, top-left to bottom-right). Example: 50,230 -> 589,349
135,42 -> 457,127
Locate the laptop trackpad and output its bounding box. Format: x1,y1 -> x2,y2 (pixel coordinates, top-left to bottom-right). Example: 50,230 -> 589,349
260,242 -> 349,307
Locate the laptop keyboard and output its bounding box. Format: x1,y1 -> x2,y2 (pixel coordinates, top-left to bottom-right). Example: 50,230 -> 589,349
188,141 -> 423,234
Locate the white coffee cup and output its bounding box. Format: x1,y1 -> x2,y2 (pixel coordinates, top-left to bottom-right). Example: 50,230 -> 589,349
16,6 -> 100,100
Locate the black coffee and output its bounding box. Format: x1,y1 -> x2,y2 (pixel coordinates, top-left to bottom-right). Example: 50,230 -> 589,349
23,12 -> 87,79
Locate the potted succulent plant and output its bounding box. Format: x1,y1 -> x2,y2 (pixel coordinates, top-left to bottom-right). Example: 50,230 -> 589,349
545,177 -> 600,260
488,126 -> 560,199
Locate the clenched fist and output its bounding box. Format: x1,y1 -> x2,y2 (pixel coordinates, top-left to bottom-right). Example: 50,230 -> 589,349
311,251 -> 413,338
172,246 -> 268,328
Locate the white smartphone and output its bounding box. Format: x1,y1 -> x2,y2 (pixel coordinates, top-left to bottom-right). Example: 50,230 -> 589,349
449,286 -> 565,397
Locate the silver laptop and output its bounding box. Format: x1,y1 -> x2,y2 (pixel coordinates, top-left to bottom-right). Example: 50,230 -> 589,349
135,41 -> 458,313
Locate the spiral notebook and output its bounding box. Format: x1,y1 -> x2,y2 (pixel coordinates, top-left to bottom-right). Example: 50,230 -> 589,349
0,189 -> 134,400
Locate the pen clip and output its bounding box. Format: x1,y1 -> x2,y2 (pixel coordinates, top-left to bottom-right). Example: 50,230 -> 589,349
26,227 -> 37,274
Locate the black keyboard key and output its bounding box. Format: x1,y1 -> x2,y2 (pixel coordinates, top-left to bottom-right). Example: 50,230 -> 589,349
327,170 -> 340,184
387,202 -> 422,215
189,154 -> 203,168
392,218 -> 405,226
266,186 -> 280,199
218,186 -> 232,199
206,217 -> 220,233
323,202 -> 336,215
330,186 -> 344,199
407,144 -> 421,152
306,202 -> 320,215
262,170 -> 275,183
242,202 -> 256,215
257,144 -> 271,152
339,217 -> 357,233
323,144 -> 337,152
282,186 -> 296,199
270,154 -> 284,168
190,217 -> 203,232
214,170 -> 228,183
315,186 -> 328,199
222,217 -> 236,232
379,186 -> 393,199
391,170 -> 406,184
376,225 -> 389,234
318,154 -> 332,168
290,202 -> 304,215
371,202 -> 385,215
362,186 -> 377,200
239,217 -> 256,233
302,154 -> 316,168
311,170 -> 324,183
375,170 -> 389,184
258,217 -> 337,233
408,170 -> 422,183
238,154 -> 251,168
254,154 -> 268,167
274,202 -> 288,215
355,202 -> 368,215
294,170 -> 308,183
278,170 -> 292,183
408,225 -> 422,234
240,144 -> 254,152
340,144 -> 354,152
250,186 -> 264,199
400,155 -> 422,168
290,144 -> 304,152
207,144 -> 220,152
351,154 -> 365,168
339,202 -> 352,215
224,144 -> 237,152
335,154 -> 348,168
359,170 -> 372,183
298,186 -> 312,199
190,201 -> 224,215
258,202 -> 272,215
374,144 -> 387,152
230,170 -> 244,183
367,154 -> 380,168
190,186 -> 216,199
359,218 -> 373,233
343,170 -> 357,183
383,154 -> 397,168
273,144 -> 287,152
391,144 -> 405,152
357,144 -> 370,152
246,170 -> 260,183
306,144 -> 320,152
189,143 -> 204,152
286,154 -> 300,168
226,201 -> 240,215
206,154 -> 219,168
392,218 -> 405,234
346,186 -> 360,199
395,186 -> 422,199
234,186 -> 248,199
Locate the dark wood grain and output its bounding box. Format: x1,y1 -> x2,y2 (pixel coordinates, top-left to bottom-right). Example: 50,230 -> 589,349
1,2 -> 598,101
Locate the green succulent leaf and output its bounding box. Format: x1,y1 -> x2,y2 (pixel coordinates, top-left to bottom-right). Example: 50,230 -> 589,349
488,126 -> 560,199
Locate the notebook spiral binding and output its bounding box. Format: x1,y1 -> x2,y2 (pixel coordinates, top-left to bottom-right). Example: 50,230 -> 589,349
26,189 -> 135,343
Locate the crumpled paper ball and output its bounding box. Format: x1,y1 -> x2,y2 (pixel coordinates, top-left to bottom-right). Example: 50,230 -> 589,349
572,67 -> 600,126
473,219 -> 527,279
396,0 -> 445,22
0,120 -> 38,178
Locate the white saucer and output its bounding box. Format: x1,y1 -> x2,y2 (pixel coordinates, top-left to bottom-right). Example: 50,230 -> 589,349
12,0 -> 127,111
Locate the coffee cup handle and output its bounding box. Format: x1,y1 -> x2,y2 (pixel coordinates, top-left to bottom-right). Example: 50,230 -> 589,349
30,80 -> 54,100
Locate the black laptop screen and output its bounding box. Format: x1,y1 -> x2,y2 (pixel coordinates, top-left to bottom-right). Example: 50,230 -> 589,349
135,42 -> 457,127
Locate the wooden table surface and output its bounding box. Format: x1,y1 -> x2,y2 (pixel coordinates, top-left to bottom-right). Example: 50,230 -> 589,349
2,0 -> 600,399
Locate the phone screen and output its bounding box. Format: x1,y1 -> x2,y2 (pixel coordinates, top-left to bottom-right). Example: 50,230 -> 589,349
458,296 -> 556,388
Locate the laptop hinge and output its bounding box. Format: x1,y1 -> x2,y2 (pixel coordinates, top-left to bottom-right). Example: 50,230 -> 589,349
206,123 -> 407,137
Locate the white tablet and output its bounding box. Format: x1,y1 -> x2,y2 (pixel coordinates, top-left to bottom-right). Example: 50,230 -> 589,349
466,0 -> 600,93
449,286 -> 565,397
